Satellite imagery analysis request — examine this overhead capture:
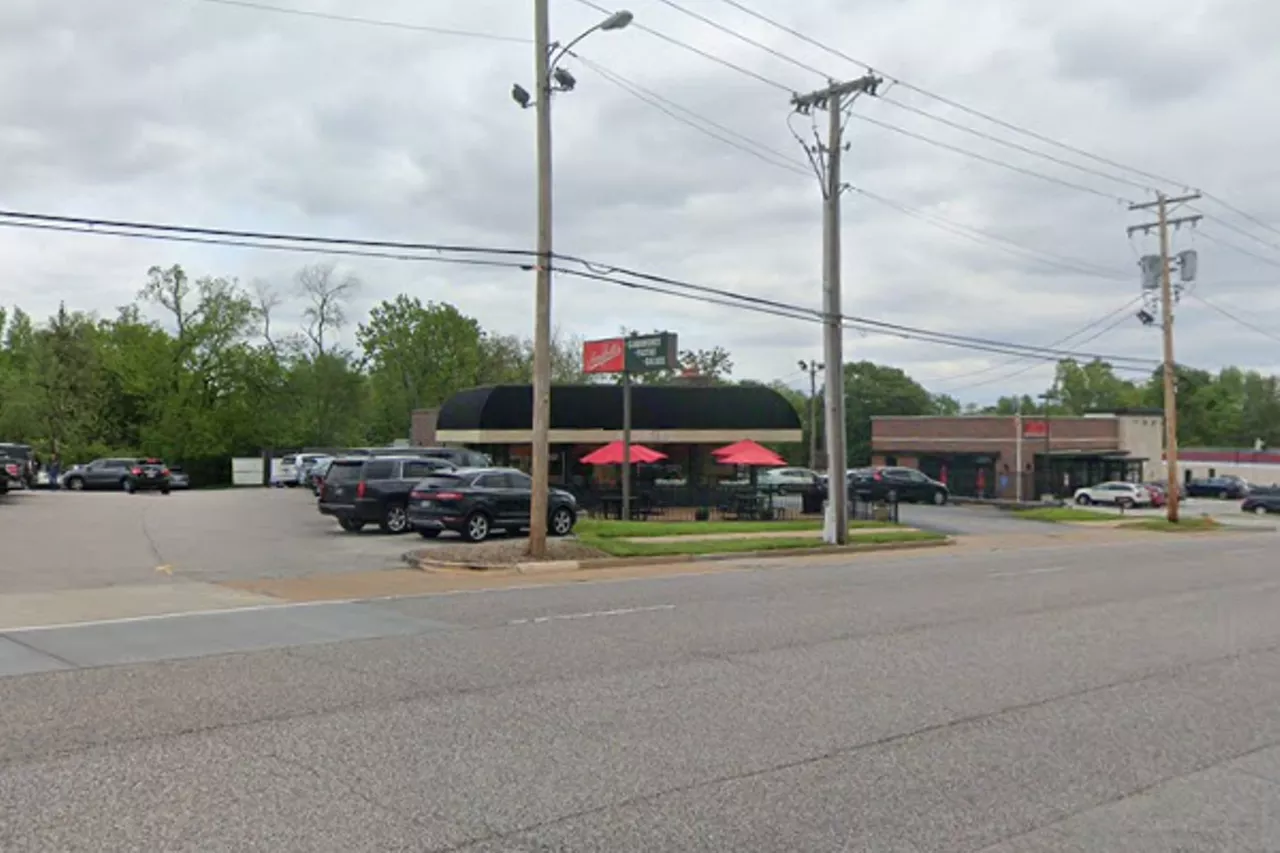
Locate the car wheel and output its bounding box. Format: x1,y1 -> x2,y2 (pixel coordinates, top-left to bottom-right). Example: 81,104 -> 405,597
380,503 -> 410,534
161,488 -> 170,496
123,480 -> 135,494
66,477 -> 84,491
1076,494 -> 1092,505
418,528 -> 442,539
1255,506 -> 1269,516
550,506 -> 576,536
464,511 -> 491,543
932,490 -> 947,506
1219,490 -> 1230,500
338,518 -> 365,532
1117,498 -> 1134,509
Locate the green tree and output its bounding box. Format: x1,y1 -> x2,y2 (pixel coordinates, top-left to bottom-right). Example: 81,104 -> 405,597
843,361 -> 938,465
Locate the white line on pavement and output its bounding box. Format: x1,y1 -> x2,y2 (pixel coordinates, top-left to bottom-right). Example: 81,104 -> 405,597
507,604 -> 677,626
987,566 -> 1069,579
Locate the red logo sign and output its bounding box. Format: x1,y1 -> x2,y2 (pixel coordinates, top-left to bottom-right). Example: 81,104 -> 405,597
582,338 -> 625,374
1023,419 -> 1048,438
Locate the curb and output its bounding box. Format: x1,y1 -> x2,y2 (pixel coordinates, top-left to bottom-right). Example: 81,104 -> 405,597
404,536 -> 955,574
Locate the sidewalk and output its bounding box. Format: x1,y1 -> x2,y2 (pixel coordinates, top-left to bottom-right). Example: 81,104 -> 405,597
0,581 -> 278,632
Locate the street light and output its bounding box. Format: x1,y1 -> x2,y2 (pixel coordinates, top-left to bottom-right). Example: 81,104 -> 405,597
518,4 -> 633,558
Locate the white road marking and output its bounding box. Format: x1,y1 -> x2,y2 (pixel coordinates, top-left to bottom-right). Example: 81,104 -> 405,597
987,566 -> 1069,579
507,604 -> 677,626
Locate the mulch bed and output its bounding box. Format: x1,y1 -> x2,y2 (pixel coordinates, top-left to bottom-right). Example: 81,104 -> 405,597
408,537 -> 608,568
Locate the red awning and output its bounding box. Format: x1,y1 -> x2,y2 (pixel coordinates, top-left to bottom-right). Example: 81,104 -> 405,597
580,441 -> 668,465
713,439 -> 785,467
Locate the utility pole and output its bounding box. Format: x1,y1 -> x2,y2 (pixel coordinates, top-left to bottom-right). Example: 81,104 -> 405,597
516,5 -> 632,558
1128,192 -> 1201,523
790,74 -> 880,545
798,359 -> 824,469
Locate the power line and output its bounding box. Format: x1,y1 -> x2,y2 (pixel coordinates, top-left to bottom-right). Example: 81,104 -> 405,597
1197,229 -> 1280,271
572,0 -> 791,92
1189,293 -> 1280,346
1201,193 -> 1280,240
650,0 -> 827,80
192,0 -> 529,42
0,210 -> 1157,366
940,302 -> 1147,392
711,0 -> 1188,192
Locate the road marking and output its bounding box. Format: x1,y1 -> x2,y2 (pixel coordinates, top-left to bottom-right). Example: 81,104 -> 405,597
155,565 -> 174,575
988,566 -> 1068,579
507,604 -> 677,626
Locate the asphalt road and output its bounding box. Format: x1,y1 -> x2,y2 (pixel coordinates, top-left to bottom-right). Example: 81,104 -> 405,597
4,532 -> 1280,851
0,488 -> 420,592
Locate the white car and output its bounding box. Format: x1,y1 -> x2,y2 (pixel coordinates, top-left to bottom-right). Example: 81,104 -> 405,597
1073,481 -> 1153,508
758,467 -> 822,493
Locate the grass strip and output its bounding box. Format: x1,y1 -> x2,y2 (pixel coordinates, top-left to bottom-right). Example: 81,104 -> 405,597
1013,507 -> 1116,523
580,529 -> 944,557
577,518 -> 892,539
1118,517 -> 1221,533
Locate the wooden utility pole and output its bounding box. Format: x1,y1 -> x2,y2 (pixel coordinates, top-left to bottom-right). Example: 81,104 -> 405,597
1128,192 -> 1201,523
798,359 -> 824,469
791,74 -> 879,545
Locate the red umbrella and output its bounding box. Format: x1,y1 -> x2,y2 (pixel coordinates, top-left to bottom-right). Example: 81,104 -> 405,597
580,441 -> 668,466
713,440 -> 785,467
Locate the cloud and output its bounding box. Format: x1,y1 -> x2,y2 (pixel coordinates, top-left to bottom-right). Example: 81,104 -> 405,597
1,0 -> 1278,405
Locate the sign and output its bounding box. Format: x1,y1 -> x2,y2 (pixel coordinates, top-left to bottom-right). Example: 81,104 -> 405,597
1023,419 -> 1048,438
582,332 -> 679,375
582,338 -> 625,374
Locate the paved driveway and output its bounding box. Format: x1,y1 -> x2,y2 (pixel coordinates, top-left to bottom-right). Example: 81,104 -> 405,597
0,488 -> 423,594
898,503 -> 1067,536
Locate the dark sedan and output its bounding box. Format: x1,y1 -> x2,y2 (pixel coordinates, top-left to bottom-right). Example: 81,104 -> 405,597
408,467 -> 578,542
848,466 -> 949,505
1186,475 -> 1250,500
1241,491 -> 1280,515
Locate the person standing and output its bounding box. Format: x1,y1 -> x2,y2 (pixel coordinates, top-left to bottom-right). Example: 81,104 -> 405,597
47,451 -> 61,490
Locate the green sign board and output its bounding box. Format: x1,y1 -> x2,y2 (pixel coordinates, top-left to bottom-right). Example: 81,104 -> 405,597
625,333 -> 679,373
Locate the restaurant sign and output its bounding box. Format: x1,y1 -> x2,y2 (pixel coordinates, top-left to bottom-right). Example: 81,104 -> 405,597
582,332 -> 679,375
1023,419 -> 1049,438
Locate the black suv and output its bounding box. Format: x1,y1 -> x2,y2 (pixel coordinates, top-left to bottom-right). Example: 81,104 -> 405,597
1186,475 -> 1249,500
319,455 -> 456,534
848,466 -> 949,505
407,467 -> 578,542
124,459 -> 172,494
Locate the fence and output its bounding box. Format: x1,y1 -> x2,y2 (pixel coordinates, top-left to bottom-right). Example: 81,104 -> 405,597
568,482 -> 897,524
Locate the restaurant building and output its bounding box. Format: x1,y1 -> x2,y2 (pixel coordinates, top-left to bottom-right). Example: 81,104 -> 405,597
412,384 -> 802,487
871,409 -> 1164,499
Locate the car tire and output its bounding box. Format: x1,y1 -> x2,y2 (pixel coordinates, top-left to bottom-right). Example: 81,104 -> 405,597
1118,498 -> 1134,509
123,480 -> 135,494
1076,495 -> 1092,505
379,503 -> 410,534
1255,506 -> 1269,516
549,506 -> 576,536
161,488 -> 170,496
932,490 -> 947,506
463,511 -> 491,543
66,477 -> 84,491
338,518 -> 365,532
418,528 -> 442,539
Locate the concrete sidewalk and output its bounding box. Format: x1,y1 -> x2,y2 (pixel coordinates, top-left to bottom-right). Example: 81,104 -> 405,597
0,582 -> 278,631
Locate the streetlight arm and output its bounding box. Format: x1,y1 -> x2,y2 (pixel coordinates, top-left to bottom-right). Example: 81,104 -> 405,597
547,10 -> 632,72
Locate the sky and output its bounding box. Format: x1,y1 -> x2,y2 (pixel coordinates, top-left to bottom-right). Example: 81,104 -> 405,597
1,0 -> 1278,405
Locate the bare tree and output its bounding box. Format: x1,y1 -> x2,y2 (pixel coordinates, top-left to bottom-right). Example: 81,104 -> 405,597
296,262 -> 360,357
251,278 -> 283,350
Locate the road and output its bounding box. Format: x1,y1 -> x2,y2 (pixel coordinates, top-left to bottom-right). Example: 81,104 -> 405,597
4,531 -> 1280,850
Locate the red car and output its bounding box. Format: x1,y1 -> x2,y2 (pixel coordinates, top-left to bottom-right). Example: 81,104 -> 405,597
1143,483 -> 1167,507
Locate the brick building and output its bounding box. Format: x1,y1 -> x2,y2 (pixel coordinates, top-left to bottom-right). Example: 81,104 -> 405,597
871,409 -> 1164,499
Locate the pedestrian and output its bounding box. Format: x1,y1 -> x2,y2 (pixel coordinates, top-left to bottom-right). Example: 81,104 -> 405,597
47,451 -> 61,490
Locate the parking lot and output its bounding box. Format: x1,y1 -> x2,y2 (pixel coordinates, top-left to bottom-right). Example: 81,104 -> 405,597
0,487 -> 423,595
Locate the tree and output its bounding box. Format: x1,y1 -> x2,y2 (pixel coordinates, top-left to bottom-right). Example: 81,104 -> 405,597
843,361 -> 939,465
296,262 -> 359,358
357,296 -> 487,440
1049,359 -> 1143,415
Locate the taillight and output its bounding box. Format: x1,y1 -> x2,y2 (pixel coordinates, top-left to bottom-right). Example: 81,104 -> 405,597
162,469 -> 170,476
131,467 -> 142,476
872,471 -> 883,481
356,481 -> 367,498
431,491 -> 464,501
410,490 -> 427,500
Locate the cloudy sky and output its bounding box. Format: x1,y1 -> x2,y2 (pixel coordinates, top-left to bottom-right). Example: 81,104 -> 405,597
2,0 -> 1278,403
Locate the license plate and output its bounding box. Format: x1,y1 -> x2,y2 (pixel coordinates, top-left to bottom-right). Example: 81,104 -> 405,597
417,500 -> 433,508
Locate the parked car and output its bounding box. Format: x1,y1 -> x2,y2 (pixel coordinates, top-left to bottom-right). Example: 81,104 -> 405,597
1241,491 -> 1280,515
848,467 -> 949,505
1142,483 -> 1166,507
0,453 -> 19,495
1073,481 -> 1152,508
407,467 -> 578,542
307,457 -> 334,495
758,466 -> 822,494
319,455 -> 457,533
1186,475 -> 1250,500
0,442 -> 34,488
167,465 -> 191,490
62,458 -> 147,491
123,460 -> 172,495
1143,481 -> 1185,502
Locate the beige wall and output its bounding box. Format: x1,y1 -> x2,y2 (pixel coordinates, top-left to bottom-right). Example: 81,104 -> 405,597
1115,414 -> 1164,475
